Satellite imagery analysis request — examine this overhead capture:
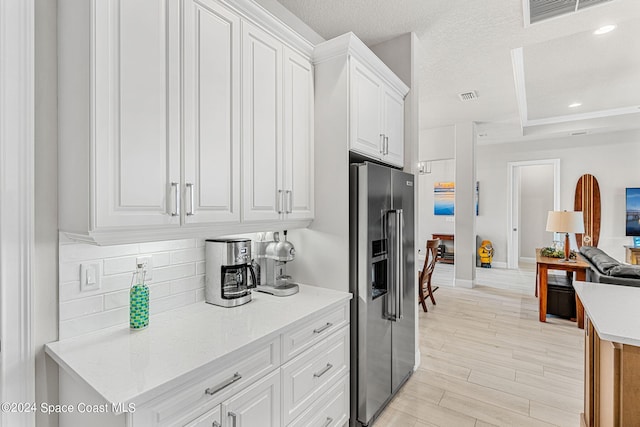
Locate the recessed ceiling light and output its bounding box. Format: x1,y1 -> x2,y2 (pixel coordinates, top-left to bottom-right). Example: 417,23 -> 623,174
594,25 -> 616,35
568,102 -> 582,108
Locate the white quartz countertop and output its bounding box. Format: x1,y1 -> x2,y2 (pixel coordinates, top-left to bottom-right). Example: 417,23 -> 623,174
573,281 -> 640,347
46,285 -> 351,407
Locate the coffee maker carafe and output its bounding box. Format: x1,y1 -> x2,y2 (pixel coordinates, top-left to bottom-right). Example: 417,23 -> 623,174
205,238 -> 257,307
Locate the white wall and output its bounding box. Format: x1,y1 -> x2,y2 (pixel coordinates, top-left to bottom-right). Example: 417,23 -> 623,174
477,130 -> 640,264
417,159 -> 455,251
519,164 -> 554,259
35,0 -> 59,425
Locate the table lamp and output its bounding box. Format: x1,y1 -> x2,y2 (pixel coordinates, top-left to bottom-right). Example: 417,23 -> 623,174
546,211 -> 585,262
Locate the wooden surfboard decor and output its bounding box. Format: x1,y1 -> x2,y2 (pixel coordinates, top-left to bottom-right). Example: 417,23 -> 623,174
574,174 -> 601,248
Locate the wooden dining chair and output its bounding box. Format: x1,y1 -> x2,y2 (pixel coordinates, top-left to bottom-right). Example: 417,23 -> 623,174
418,239 -> 440,312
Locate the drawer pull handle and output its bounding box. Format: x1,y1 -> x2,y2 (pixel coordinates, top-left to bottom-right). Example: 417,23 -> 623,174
323,417 -> 334,427
313,322 -> 333,334
205,372 -> 242,396
229,411 -> 237,427
314,363 -> 333,378
212,422 -> 221,427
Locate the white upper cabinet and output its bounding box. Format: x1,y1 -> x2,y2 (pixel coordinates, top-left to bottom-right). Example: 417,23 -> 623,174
382,87 -> 405,167
241,21 -> 284,222
314,33 -> 409,168
242,23 -> 314,223
183,0 -> 241,226
283,48 -> 314,221
92,0 -> 181,229
350,59 -> 384,159
58,0 -> 314,244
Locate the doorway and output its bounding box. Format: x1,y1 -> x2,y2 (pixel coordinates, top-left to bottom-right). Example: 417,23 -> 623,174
507,159 -> 560,269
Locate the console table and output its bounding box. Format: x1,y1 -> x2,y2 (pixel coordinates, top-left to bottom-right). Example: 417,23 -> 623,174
432,233 -> 454,264
536,249 -> 588,329
624,246 -> 640,265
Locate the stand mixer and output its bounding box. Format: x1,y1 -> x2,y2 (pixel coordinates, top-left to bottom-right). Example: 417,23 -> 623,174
255,231 -> 299,296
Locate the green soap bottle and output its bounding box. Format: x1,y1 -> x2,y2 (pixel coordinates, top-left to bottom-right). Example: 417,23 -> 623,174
130,263 -> 149,330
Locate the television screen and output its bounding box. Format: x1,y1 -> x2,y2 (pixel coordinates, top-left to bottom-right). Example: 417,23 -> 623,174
626,188 -> 640,236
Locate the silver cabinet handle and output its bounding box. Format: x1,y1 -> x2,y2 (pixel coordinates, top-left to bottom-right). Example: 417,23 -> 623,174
170,182 -> 180,216
228,411 -> 237,427
286,190 -> 292,214
277,189 -> 284,214
323,417 -> 334,427
204,372 -> 242,396
396,209 -> 404,319
212,422 -> 221,427
313,322 -> 332,334
385,136 -> 389,155
314,363 -> 333,378
379,134 -> 385,154
186,182 -> 195,216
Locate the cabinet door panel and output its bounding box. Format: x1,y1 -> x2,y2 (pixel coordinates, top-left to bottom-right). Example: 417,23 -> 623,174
283,48 -> 314,220
183,0 -> 240,225
184,405 -> 221,427
349,58 -> 383,159
242,22 -> 282,222
383,88 -> 404,167
222,370 -> 280,427
94,0 -> 180,228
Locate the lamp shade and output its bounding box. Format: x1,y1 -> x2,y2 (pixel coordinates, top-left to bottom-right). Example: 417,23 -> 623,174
546,211 -> 585,233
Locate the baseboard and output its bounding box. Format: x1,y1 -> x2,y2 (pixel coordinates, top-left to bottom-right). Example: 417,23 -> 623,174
455,278 -> 474,288
491,261 -> 507,269
519,257 -> 535,264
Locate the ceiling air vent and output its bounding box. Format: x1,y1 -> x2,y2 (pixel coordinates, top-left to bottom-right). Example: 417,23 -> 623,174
528,0 -> 616,24
458,91 -> 478,102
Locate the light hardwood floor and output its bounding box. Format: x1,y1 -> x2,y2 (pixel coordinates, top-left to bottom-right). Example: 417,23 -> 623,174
377,269 -> 584,427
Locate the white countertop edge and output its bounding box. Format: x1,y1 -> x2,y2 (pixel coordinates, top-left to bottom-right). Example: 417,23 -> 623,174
46,285 -> 352,408
573,281 -> 640,347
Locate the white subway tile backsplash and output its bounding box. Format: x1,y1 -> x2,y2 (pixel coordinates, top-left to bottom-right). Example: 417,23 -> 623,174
170,247 -> 205,265
59,238 -> 207,338
60,307 -> 128,340
60,295 -> 104,321
59,242 -> 139,262
153,252 -> 171,268
153,263 -> 196,283
103,290 -> 129,311
103,255 -> 138,276
171,275 -> 205,294
150,291 -> 197,315
139,239 -> 195,254
196,261 -> 206,275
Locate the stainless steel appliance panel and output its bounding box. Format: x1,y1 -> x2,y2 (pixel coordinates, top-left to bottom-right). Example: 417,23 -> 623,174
356,163 -> 393,425
391,170 -> 416,392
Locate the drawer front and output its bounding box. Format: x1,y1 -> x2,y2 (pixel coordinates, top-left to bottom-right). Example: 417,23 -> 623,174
136,337 -> 280,426
282,302 -> 349,362
288,374 -> 349,427
282,326 -> 349,425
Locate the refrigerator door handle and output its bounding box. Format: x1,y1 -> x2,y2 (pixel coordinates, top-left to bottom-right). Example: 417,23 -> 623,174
384,211 -> 396,321
396,209 -> 404,319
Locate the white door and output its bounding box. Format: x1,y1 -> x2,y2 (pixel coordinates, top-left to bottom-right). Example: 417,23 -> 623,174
382,88 -> 404,167
183,0 -> 240,225
184,405 -> 222,427
242,21 -> 283,222
93,0 -> 181,229
221,370 -> 281,427
349,57 -> 383,159
283,47 -> 314,221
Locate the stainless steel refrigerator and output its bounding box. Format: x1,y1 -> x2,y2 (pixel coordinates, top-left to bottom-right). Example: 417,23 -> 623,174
350,162 -> 416,426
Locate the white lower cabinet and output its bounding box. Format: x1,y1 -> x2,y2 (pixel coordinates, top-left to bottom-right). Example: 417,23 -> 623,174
184,405 -> 221,427
288,375 -> 349,427
221,369 -> 281,427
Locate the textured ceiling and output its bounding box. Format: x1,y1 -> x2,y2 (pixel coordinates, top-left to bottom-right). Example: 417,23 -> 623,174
276,0 -> 640,138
